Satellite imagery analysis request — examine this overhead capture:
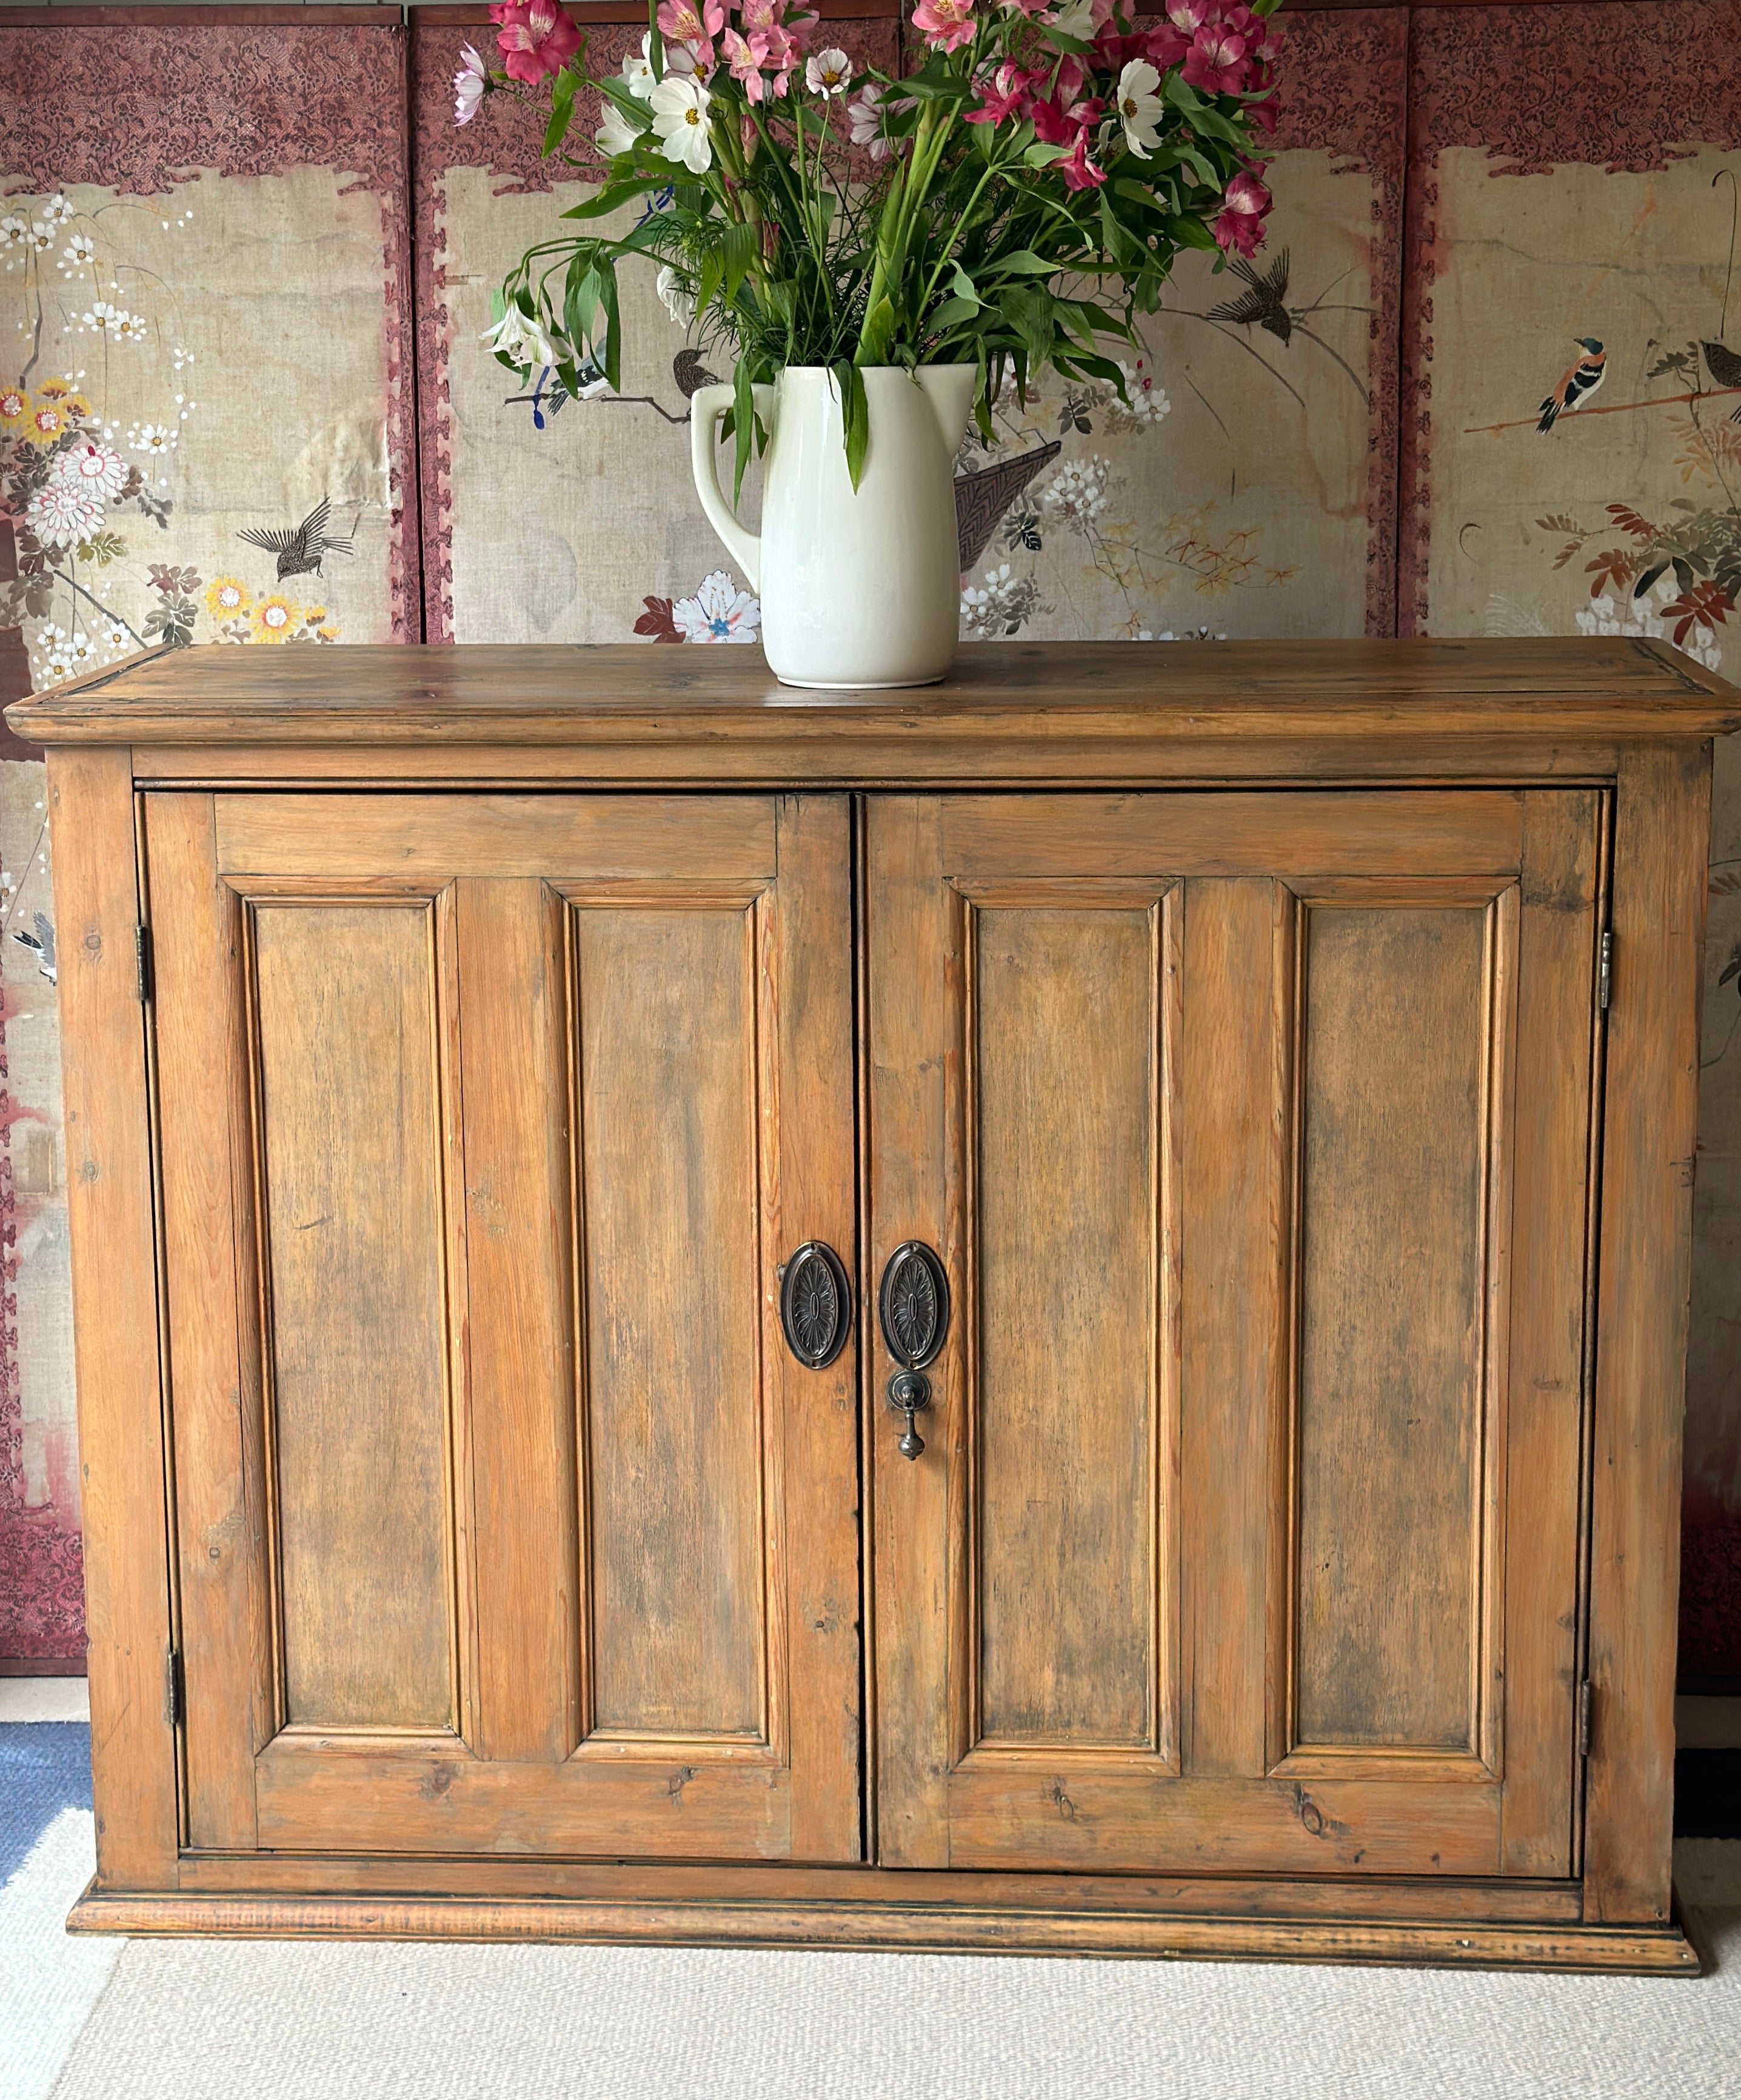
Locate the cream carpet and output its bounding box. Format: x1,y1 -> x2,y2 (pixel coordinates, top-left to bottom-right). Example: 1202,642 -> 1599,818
42,1851 -> 1741,2100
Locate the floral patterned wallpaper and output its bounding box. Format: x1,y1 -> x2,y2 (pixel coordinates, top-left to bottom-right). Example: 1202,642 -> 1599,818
2,1 -> 1740,1679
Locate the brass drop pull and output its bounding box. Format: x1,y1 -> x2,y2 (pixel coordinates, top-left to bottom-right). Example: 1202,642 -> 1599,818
878,1241 -> 949,1461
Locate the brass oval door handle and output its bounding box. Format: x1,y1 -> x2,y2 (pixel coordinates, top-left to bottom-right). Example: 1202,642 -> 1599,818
877,1241 -> 950,1459
777,1241 -> 852,1370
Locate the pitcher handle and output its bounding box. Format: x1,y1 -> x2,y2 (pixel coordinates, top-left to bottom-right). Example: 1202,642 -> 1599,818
689,381 -> 774,594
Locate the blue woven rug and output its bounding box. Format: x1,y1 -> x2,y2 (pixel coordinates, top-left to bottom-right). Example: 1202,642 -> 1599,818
0,1722 -> 92,1884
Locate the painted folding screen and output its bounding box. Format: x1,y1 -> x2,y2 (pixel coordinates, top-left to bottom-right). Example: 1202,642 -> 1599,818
413,2 -> 1403,643
1397,0 -> 1741,1679
0,6 -> 417,1659
3,0 -> 1740,1682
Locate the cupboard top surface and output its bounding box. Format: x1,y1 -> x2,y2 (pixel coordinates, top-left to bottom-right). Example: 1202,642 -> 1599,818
10,637 -> 1739,757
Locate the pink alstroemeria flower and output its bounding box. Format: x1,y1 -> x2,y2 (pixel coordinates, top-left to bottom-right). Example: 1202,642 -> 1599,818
1212,167 -> 1271,256
1058,127 -> 1107,192
1183,22 -> 1251,95
724,27 -> 772,99
964,59 -> 1040,124
489,0 -> 581,84
657,0 -> 724,47
1143,21 -> 1189,67
1164,0 -> 1213,32
912,0 -> 975,53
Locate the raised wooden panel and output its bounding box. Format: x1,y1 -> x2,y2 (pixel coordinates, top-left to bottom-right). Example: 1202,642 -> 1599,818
970,898 -> 1165,1751
1289,883 -> 1515,1765
215,795 -> 776,883
249,896 -> 459,1734
570,897 -> 768,1742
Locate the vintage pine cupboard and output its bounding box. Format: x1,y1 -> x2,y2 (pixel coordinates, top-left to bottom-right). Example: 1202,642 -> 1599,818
12,638 -> 1734,1971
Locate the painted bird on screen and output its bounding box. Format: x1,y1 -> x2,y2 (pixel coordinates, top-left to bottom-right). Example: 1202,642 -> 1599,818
1537,338 -> 1607,432
236,497 -> 359,581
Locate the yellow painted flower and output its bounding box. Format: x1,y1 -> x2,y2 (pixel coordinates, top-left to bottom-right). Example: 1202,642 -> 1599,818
35,377 -> 72,402
250,594 -> 298,643
22,400 -> 68,445
59,392 -> 92,421
316,627 -> 339,643
302,606 -> 327,625
205,576 -> 251,618
0,386 -> 25,426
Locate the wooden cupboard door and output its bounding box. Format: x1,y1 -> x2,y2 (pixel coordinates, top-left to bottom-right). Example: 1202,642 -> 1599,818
867,791 -> 1599,1878
147,793 -> 859,1863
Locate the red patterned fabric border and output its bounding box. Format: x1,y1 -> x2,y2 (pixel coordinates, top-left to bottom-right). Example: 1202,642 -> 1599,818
1397,0 -> 1741,634
412,21 -> 640,643
0,20 -> 423,643
1268,7 -> 1408,637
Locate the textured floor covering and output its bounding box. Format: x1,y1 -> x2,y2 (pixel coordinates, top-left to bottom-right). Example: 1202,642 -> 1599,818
39,1874 -> 1741,2100
0,1722 -> 92,1882
2,1808 -> 123,2100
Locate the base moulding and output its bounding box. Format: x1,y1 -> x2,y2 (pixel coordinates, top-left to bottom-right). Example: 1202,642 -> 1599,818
67,1883 -> 1702,1974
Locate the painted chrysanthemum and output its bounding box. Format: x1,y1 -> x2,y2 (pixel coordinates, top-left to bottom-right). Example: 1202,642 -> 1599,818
0,386 -> 25,425
27,478 -> 104,549
250,595 -> 298,642
22,402 -> 67,444
52,441 -> 127,501
205,576 -> 251,617
672,568 -> 760,642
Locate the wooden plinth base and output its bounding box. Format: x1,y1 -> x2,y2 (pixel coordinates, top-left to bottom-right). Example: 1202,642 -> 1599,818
67,1882 -> 1701,1975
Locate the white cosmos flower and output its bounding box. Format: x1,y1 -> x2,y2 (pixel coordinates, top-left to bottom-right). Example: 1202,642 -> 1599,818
623,32 -> 693,98
481,302 -> 561,369
113,310 -> 149,344
27,223 -> 55,254
102,620 -> 130,651
61,233 -> 95,269
0,216 -> 27,247
130,422 -> 174,455
806,47 -> 852,98
83,298 -> 121,333
42,194 -> 75,226
1115,59 -> 1164,159
598,98 -> 646,156
454,44 -> 488,125
656,264 -> 696,327
649,73 -> 713,173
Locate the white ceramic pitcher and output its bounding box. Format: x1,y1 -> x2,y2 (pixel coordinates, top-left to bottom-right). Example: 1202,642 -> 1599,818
689,363 -> 977,689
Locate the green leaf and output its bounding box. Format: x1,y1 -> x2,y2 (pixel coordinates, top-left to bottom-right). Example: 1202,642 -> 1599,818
721,219 -> 759,304
832,359 -> 870,492
732,356 -> 757,509
929,296 -> 980,331
1039,25 -> 1091,52
980,250 -> 1060,280
857,294 -> 897,367
561,176 -> 666,221
949,262 -> 982,306
1024,141 -> 1068,169
598,260 -> 622,392
543,67 -> 578,157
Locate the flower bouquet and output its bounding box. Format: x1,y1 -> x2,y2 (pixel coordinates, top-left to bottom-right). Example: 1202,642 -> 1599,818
458,0 -> 1282,682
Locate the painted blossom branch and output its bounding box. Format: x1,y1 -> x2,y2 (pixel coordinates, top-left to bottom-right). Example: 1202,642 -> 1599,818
1465,384 -> 1741,438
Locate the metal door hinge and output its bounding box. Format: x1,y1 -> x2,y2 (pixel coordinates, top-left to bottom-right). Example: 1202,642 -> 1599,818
1578,1679 -> 1594,1759
135,925 -> 153,1004
1597,930 -> 1612,1014
165,1645 -> 184,1728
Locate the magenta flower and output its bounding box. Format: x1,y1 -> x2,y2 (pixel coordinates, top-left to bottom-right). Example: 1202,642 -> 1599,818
1143,21 -> 1189,68
489,0 -> 581,84
1057,128 -> 1106,193
912,0 -> 975,53
1183,24 -> 1251,95
1212,167 -> 1271,256
453,42 -> 488,124
965,60 -> 1040,125
1165,0 -> 1214,32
